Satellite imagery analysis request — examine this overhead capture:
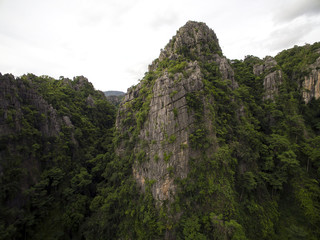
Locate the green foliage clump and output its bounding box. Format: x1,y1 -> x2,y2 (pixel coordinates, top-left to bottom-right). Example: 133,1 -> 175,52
275,42 -> 320,80
168,134 -> 177,144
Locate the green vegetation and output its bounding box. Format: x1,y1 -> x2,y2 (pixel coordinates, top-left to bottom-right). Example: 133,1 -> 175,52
275,42 -> 320,80
0,74 -> 116,240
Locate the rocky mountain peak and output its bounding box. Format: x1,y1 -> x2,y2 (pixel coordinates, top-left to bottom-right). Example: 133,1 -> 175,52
159,21 -> 222,62
117,21 -> 237,205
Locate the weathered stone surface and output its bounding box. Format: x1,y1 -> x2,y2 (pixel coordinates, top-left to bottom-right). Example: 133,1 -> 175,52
253,54 -> 320,103
263,70 -> 283,100
253,56 -> 283,100
216,55 -> 238,89
302,56 -> 320,103
160,21 -> 222,60
133,62 -> 202,203
253,56 -> 277,76
0,74 -> 61,137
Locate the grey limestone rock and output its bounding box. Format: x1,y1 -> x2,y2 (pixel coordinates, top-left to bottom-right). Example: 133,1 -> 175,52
0,74 -> 61,137
253,56 -> 283,100
116,21 -> 236,204
302,56 -> 320,103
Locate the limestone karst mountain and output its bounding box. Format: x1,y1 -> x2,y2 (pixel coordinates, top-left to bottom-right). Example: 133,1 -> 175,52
113,21 -> 320,239
116,21 -> 237,203
0,21 -> 320,239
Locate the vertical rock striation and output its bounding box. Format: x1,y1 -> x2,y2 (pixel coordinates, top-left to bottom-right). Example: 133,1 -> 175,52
253,56 -> 283,100
0,74 -> 61,137
116,21 -> 236,204
302,56 -> 320,103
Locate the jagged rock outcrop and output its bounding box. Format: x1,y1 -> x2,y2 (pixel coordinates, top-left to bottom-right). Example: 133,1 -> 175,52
0,74 -> 61,137
302,56 -> 320,103
154,21 -> 237,88
117,62 -> 204,203
0,74 -> 63,208
253,56 -> 283,100
116,21 -> 235,203
134,62 -> 203,202
158,21 -> 222,61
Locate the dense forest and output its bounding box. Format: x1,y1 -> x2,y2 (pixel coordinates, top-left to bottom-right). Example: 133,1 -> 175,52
0,21 -> 320,239
0,74 -> 116,239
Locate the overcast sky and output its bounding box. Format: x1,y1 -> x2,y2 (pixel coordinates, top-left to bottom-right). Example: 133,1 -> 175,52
0,0 -> 320,92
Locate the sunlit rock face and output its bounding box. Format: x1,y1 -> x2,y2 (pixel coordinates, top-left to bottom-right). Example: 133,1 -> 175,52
302,57 -> 320,103
253,56 -> 283,100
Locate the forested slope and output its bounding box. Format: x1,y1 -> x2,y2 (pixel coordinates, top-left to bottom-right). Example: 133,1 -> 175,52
0,74 -> 115,239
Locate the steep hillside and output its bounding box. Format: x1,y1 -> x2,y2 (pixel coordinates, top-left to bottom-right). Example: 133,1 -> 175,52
0,73 -> 115,239
97,21 -> 320,239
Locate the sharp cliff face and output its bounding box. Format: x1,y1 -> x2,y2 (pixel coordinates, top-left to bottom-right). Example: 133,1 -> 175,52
116,21 -> 236,203
0,74 -> 61,137
0,74 -> 63,195
0,73 -> 115,237
250,50 -> 320,102
120,64 -> 198,202
253,56 -> 283,100
275,44 -> 320,103
302,56 -> 320,103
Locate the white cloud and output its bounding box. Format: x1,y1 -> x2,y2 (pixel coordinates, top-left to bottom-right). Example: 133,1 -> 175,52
0,0 -> 319,91
273,0 -> 320,23
266,18 -> 318,52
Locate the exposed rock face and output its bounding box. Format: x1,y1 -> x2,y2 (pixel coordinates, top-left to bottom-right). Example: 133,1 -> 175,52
302,56 -> 320,103
253,56 -> 283,100
0,74 -> 61,137
117,62 -> 204,203
134,63 -> 203,202
155,21 -> 236,88
116,21 -> 235,203
0,74 -> 63,204
263,71 -> 283,100
159,21 -> 222,61
253,56 -> 277,76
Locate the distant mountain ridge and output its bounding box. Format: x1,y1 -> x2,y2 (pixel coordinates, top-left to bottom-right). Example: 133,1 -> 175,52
104,91 -> 125,106
104,90 -> 125,96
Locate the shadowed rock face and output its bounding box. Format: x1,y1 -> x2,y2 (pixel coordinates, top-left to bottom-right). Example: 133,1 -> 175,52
116,21 -> 235,204
0,74 -> 61,137
252,54 -> 320,103
0,74 -> 63,208
302,56 -> 320,103
253,56 -> 283,100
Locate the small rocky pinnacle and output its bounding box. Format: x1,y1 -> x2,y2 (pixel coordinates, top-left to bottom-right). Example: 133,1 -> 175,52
160,21 -> 222,61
